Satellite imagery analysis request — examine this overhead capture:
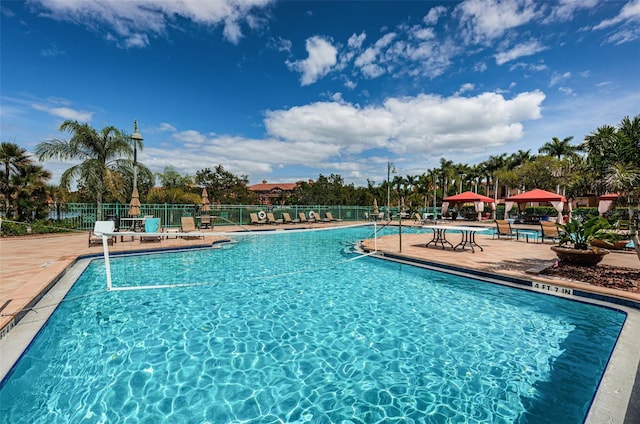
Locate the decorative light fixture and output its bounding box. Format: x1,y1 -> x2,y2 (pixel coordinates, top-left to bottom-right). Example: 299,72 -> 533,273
131,120 -> 143,190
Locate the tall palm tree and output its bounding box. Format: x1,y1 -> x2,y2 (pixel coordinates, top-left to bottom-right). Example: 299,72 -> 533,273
35,121 -> 134,220
480,153 -> 507,200
538,136 -> 577,159
439,158 -> 454,197
617,115 -> 640,169
580,125 -> 618,175
1,142 -> 31,217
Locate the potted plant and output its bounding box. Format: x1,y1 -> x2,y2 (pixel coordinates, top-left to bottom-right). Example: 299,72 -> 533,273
550,216 -> 612,266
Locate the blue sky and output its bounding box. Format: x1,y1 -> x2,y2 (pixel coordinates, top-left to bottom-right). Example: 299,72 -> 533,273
2,0 -> 639,187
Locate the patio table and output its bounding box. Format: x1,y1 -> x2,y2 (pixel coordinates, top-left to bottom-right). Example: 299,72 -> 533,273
119,217 -> 146,241
422,225 -> 490,253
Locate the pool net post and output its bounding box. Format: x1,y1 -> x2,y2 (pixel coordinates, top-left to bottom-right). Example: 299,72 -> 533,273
102,235 -> 113,291
374,221 -> 377,252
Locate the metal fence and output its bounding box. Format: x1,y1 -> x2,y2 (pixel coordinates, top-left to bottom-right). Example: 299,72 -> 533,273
53,203 -> 437,230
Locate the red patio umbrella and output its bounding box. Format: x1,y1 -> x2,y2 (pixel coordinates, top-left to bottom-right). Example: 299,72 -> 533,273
504,189 -> 566,222
442,191 -> 495,220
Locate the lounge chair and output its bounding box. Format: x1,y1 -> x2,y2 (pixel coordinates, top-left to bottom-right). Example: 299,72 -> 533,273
493,219 -> 519,240
88,221 -> 116,247
250,212 -> 267,225
140,218 -> 163,243
199,215 -> 211,229
540,221 -> 561,244
309,211 -> 327,223
266,212 -> 283,224
325,212 -> 341,221
181,216 -> 203,239
298,212 -> 309,223
282,212 -> 300,224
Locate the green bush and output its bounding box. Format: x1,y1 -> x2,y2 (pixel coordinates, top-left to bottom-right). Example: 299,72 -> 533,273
1,219 -> 75,236
523,206 -> 558,217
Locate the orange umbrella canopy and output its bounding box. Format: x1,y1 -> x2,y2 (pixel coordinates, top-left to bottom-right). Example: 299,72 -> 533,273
505,188 -> 566,203
442,191 -> 495,203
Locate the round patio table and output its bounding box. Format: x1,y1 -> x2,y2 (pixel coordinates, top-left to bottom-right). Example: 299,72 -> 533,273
422,225 -> 489,253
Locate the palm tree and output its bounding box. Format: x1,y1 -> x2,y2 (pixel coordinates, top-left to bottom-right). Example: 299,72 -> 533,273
617,115 -> 640,169
604,162 -> 640,260
1,142 -> 32,218
480,153 -> 507,200
14,163 -> 52,221
538,136 -> 577,159
439,158 -> 454,197
35,121 -> 134,220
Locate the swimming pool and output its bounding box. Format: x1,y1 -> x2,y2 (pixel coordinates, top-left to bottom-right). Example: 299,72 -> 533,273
0,226 -> 627,423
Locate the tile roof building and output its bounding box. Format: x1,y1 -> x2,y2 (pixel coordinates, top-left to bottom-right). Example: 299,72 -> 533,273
248,180 -> 299,205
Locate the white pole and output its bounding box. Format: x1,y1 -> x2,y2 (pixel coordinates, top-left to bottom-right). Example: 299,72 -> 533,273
103,236 -> 113,290
374,221 -> 378,252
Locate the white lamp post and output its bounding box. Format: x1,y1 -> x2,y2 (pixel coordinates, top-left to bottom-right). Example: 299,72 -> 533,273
131,120 -> 143,190
387,161 -> 396,221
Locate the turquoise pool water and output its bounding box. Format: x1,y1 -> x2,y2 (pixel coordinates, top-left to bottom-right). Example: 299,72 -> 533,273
0,226 -> 625,423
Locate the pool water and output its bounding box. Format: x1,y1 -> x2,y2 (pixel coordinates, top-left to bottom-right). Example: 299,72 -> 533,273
0,226 -> 625,423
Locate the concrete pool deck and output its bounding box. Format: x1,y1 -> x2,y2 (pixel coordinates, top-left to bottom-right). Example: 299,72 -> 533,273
1,220 -> 639,422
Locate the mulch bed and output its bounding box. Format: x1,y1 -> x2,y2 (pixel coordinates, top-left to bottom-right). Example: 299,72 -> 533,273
540,263 -> 640,293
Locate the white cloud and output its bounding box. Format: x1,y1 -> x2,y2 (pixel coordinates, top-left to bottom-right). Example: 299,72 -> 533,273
263,90 -> 545,159
545,0 -> 599,22
29,0 -> 273,47
594,0 -> 640,30
423,5 -> 447,25
455,83 -> 475,95
603,27 -> 640,45
112,90 -> 547,181
456,0 -> 540,45
40,44 -> 65,57
158,123 -> 177,132
591,0 -> 640,44
347,32 -> 366,49
354,33 -> 398,79
549,71 -> 571,87
267,36 -> 292,53
173,129 -> 208,145
495,40 -> 546,65
558,87 -> 575,95
286,36 -> 338,86
31,103 -> 93,122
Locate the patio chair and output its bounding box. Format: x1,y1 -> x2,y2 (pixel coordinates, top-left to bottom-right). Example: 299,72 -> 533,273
309,211 -> 328,223
282,212 -> 300,224
250,212 -> 267,225
539,221 -> 562,244
298,212 -> 309,223
493,220 -> 519,240
140,218 -> 163,243
88,221 -> 116,247
181,216 -> 203,239
199,215 -> 212,229
325,212 -> 341,221
266,212 -> 283,224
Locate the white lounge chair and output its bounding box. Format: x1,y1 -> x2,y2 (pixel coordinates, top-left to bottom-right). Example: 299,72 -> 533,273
88,221 -> 116,247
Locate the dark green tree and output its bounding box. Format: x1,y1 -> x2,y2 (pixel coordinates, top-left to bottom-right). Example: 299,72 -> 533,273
34,121 -> 134,220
